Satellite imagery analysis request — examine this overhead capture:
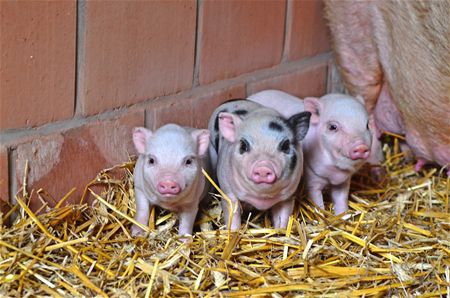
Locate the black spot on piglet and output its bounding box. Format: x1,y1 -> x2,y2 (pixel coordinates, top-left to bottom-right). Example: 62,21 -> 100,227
289,153 -> 297,171
234,109 -> 248,116
269,121 -> 284,132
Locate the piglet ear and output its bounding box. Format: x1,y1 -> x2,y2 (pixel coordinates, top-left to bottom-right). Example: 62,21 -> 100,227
303,97 -> 322,125
288,111 -> 311,141
132,127 -> 152,154
191,129 -> 210,156
218,112 -> 241,143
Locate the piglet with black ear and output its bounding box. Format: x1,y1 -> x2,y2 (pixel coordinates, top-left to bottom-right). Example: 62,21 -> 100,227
131,124 -> 210,237
249,90 -> 373,215
209,100 -> 311,230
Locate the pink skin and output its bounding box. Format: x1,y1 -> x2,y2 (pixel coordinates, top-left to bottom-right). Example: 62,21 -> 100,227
157,178 -> 181,195
249,89 -> 383,169
374,83 -> 448,174
131,124 -> 210,238
218,112 -> 293,230
251,161 -> 277,184
415,159 -> 427,172
249,90 -> 372,215
211,103 -> 310,230
349,143 -> 370,160
374,83 -> 405,135
324,1 -> 450,175
303,95 -> 371,214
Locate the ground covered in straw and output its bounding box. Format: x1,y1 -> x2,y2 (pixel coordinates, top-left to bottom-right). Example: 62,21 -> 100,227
0,138 -> 449,297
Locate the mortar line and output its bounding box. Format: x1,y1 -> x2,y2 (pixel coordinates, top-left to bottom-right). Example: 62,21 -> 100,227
192,0 -> 203,87
143,109 -> 147,129
74,0 -> 86,116
8,148 -> 17,205
281,0 -> 292,64
326,58 -> 332,94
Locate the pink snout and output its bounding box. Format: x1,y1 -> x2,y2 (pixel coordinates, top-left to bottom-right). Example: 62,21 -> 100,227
349,144 -> 370,160
251,165 -> 277,184
157,180 -> 181,195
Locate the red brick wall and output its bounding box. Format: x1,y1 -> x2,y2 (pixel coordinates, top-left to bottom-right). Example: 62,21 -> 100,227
0,0 -> 335,212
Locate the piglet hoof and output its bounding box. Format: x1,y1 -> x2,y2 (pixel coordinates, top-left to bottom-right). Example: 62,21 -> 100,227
178,234 -> 193,244
131,225 -> 147,237
334,204 -> 349,216
341,211 -> 361,221
272,218 -> 289,230
341,213 -> 352,221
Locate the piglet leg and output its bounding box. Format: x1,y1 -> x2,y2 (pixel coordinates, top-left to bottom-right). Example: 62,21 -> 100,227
222,193 -> 242,231
330,179 -> 351,215
307,187 -> 325,211
271,198 -> 294,229
132,189 -> 151,236
305,167 -> 326,211
178,206 -> 199,237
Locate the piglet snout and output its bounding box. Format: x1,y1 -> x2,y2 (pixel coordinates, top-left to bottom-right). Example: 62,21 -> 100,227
349,144 -> 370,160
157,180 -> 181,195
251,162 -> 277,184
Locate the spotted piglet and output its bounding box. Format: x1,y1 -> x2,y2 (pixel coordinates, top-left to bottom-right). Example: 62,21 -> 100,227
249,90 -> 372,215
131,124 -> 210,237
209,100 -> 311,230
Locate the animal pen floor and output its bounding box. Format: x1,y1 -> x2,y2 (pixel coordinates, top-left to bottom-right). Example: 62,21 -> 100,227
0,136 -> 449,297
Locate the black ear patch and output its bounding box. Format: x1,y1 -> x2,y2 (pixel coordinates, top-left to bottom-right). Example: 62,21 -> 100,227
288,112 -> 311,141
269,121 -> 284,132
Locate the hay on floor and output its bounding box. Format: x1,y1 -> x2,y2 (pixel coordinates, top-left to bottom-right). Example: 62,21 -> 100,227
0,137 -> 449,297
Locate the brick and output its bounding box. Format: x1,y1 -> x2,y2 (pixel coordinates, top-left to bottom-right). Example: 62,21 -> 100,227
285,0 -> 330,61
0,145 -> 9,218
0,1 -> 76,129
14,111 -> 144,211
199,1 -> 285,85
79,1 -> 196,116
192,85 -> 246,129
146,84 -> 246,130
247,63 -> 328,98
147,98 -> 195,129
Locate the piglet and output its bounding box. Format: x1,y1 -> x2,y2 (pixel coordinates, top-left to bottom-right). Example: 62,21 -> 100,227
209,99 -> 311,230
131,124 -> 210,237
249,90 -> 372,215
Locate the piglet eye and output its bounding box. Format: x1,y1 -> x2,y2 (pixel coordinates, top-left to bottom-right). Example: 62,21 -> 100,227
328,123 -> 338,132
185,158 -> 193,165
148,157 -> 155,165
239,139 -> 250,154
279,139 -> 290,154
366,121 -> 370,130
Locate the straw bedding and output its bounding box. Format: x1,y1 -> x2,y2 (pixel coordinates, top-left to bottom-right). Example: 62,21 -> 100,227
0,136 -> 449,297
